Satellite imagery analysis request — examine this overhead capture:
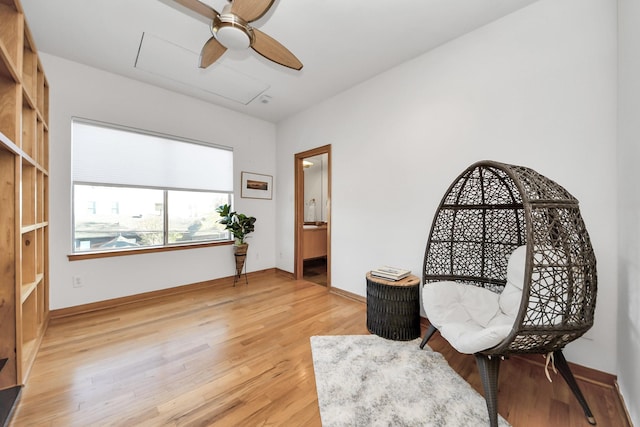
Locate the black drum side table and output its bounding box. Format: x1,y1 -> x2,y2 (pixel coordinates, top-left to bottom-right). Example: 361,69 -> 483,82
366,272 -> 420,341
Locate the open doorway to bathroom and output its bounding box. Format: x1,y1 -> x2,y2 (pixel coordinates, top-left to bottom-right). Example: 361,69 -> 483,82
294,145 -> 331,287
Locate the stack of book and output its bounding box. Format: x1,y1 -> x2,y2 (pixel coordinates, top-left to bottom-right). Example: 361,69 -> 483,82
371,266 -> 411,281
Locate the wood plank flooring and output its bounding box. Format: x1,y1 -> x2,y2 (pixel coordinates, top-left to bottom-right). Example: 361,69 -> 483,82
9,271 -> 629,426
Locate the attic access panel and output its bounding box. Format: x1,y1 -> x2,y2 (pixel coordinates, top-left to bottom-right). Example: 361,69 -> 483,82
135,32 -> 269,104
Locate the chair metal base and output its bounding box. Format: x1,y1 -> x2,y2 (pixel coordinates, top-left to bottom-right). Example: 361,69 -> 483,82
474,350 -> 597,427
419,328 -> 596,426
419,324 -> 437,349
475,354 -> 502,427
553,350 -> 597,425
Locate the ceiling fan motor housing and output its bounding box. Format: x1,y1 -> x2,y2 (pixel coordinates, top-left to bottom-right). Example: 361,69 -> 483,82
212,13 -> 254,50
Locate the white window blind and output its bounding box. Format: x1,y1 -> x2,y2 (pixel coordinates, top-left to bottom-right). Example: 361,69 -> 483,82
72,119 -> 233,192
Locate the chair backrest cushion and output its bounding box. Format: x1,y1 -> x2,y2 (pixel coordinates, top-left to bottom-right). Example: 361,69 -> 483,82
499,245 -> 526,318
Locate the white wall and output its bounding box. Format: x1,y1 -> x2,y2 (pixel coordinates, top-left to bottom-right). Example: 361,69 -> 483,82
617,0 -> 640,423
276,0 -> 618,373
43,53 -> 277,310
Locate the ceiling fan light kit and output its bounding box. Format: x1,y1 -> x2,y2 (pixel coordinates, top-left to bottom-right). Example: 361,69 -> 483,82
212,11 -> 253,50
175,0 -> 303,70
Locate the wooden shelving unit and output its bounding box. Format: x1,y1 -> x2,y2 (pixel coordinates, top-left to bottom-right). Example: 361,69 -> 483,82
0,0 -> 49,423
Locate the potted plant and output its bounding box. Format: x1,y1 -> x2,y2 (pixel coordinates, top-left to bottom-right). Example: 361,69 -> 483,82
216,204 -> 256,280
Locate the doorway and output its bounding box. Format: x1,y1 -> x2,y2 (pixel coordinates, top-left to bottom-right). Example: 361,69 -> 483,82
295,145 -> 331,287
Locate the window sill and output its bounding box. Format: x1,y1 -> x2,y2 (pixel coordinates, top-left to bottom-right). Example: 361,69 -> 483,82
68,240 -> 233,261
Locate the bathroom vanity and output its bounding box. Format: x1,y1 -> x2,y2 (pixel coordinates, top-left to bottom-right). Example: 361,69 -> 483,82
303,224 -> 328,260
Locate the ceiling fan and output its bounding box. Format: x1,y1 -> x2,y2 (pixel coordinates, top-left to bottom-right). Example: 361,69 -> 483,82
173,0 -> 303,70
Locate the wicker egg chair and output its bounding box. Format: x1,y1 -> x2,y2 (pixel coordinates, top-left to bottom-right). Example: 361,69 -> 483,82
420,160 -> 597,426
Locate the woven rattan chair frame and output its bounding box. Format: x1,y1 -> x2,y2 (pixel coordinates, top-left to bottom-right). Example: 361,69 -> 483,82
420,160 -> 597,426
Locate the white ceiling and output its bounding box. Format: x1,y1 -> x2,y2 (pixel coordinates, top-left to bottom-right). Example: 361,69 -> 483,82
21,0 -> 538,123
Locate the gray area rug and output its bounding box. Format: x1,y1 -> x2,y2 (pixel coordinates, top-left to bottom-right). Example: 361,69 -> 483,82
310,335 -> 511,427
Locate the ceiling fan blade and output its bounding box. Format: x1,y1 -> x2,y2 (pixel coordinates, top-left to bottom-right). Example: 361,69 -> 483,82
230,0 -> 275,23
172,0 -> 218,20
251,28 -> 302,70
199,37 -> 227,68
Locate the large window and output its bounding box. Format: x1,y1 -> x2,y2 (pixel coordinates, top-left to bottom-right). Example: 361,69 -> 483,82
72,119 -> 234,253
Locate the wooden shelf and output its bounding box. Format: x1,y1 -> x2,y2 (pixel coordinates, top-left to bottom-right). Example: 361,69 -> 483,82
21,222 -> 46,234
41,124 -> 49,170
21,230 -> 36,286
36,118 -> 44,168
0,147 -> 17,393
0,0 -> 49,404
20,273 -> 42,304
21,163 -> 35,227
21,96 -> 36,158
0,67 -> 20,144
0,1 -> 22,82
37,61 -> 48,125
36,228 -> 44,276
36,171 -> 43,223
21,288 -> 34,324
21,33 -> 36,102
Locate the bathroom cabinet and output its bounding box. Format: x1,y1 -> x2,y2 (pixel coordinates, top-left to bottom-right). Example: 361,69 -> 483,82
303,225 -> 327,260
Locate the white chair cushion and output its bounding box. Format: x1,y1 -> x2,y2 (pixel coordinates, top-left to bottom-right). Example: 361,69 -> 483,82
423,245 -> 527,354
424,281 -> 501,329
499,245 -> 527,318
423,282 -> 510,354
498,283 -> 522,318
506,245 -> 527,287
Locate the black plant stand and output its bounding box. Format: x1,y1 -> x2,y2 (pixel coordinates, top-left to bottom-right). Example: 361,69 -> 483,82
233,253 -> 248,286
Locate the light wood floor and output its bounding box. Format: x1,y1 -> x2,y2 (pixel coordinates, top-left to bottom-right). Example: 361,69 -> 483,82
10,271 -> 629,426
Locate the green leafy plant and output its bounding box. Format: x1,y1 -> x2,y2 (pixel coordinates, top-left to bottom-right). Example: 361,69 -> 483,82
216,204 -> 256,244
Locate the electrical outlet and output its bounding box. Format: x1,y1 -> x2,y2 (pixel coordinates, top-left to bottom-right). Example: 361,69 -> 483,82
72,276 -> 83,288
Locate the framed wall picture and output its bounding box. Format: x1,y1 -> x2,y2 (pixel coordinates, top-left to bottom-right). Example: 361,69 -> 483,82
241,172 -> 273,199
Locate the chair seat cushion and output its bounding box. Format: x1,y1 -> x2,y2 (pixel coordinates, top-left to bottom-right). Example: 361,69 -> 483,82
422,245 -> 527,354
423,282 -> 515,354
